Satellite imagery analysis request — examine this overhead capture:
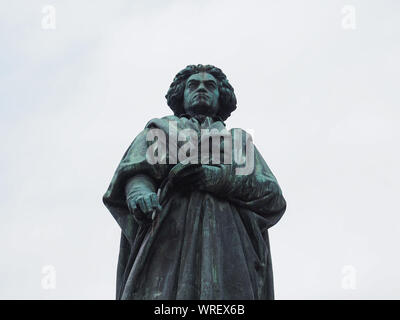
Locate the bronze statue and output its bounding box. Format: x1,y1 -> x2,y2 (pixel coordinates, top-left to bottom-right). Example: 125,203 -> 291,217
103,65 -> 286,299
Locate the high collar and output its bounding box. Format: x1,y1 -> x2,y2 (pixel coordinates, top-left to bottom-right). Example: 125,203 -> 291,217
179,113 -> 226,126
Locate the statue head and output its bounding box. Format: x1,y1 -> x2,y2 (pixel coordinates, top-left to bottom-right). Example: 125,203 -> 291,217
165,64 -> 237,121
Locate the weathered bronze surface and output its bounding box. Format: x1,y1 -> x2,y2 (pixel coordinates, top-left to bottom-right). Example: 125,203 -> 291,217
103,65 -> 286,299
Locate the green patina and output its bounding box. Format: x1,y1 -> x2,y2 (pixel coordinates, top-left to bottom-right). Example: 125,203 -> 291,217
103,65 -> 286,300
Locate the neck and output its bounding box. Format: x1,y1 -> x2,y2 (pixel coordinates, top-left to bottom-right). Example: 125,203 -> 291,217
187,113 -> 216,120
179,112 -> 226,126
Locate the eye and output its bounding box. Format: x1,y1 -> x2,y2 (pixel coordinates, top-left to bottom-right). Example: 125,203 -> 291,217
187,82 -> 197,89
206,82 -> 216,89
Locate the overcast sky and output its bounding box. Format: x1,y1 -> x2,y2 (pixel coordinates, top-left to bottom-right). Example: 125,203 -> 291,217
1,0 -> 399,299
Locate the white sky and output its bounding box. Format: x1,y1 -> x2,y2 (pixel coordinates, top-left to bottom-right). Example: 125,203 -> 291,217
1,0 -> 399,299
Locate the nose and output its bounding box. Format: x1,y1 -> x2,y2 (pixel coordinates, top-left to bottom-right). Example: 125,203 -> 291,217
196,82 -> 207,92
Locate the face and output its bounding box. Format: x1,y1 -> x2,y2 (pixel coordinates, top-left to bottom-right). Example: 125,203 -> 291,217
183,72 -> 220,117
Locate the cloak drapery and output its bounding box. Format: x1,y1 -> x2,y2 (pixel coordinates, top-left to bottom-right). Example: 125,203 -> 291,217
103,114 -> 286,300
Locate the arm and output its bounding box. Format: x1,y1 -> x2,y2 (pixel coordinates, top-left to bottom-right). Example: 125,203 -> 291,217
220,160 -> 286,226
171,146 -> 286,228
125,173 -> 162,224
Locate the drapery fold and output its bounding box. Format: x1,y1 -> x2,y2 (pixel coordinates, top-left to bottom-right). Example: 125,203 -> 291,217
103,115 -> 286,299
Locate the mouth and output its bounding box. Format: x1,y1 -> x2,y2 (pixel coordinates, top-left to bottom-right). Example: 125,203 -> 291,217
194,93 -> 209,99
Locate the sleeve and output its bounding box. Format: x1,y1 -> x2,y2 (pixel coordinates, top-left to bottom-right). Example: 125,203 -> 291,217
212,129 -> 286,229
102,125 -> 171,243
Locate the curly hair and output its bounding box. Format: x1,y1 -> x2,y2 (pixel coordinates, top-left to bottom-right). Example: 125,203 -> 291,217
165,64 -> 237,121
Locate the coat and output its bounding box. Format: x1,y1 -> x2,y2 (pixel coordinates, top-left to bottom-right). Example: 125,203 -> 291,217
103,114 -> 286,299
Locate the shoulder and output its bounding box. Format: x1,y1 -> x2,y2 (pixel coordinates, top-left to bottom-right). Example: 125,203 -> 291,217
227,127 -> 254,139
144,114 -> 179,129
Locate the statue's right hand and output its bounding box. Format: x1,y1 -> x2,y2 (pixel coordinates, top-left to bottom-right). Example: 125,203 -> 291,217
127,192 -> 162,223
